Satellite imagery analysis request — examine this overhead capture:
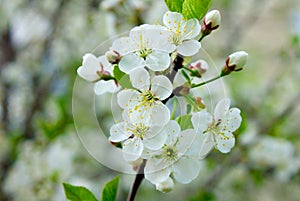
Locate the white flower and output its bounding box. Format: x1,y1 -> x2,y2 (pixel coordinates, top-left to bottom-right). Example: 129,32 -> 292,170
110,117 -> 168,162
117,68 -> 172,126
77,53 -> 119,94
192,98 -> 242,155
163,11 -> 201,56
144,122 -> 201,185
111,24 -> 175,73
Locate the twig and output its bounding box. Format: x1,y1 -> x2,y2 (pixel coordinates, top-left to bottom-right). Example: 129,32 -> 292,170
127,160 -> 146,201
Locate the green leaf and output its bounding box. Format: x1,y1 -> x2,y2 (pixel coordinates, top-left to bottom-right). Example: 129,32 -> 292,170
102,176 -> 120,201
182,0 -> 212,20
164,0 -> 185,13
113,65 -> 133,89
176,114 -> 193,130
63,183 -> 98,201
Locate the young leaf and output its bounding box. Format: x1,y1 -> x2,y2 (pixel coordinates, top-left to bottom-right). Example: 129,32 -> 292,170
63,183 -> 98,201
164,0 -> 185,13
182,0 -> 212,20
113,65 -> 133,89
101,175 -> 120,201
176,114 -> 193,130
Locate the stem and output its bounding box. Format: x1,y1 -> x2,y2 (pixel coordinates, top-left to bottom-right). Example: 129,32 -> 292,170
170,98 -> 178,120
191,75 -> 223,88
127,159 -> 146,201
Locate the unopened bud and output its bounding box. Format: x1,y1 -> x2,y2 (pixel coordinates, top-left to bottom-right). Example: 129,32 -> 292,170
105,50 -> 121,64
155,177 -> 174,193
204,10 -> 221,30
196,97 -> 206,109
189,59 -> 208,77
221,51 -> 248,76
201,10 -> 221,38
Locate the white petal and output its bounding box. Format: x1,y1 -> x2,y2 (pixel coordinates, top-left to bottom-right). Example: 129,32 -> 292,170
173,69 -> 188,89
94,80 -> 119,95
164,120 -> 181,146
181,19 -> 201,40
123,138 -> 144,161
146,51 -> 171,72
195,133 -> 214,159
216,131 -> 235,153
143,126 -> 168,150
144,158 -> 172,184
129,68 -> 150,90
77,53 -> 100,82
119,53 -> 145,73
151,75 -> 173,100
177,40 -> 201,56
214,98 -> 230,121
109,122 -> 131,142
173,156 -> 201,184
163,11 -> 184,31
150,104 -> 170,126
111,37 -> 135,55
117,89 -> 137,109
223,108 -> 242,132
191,111 -> 212,134
175,129 -> 196,155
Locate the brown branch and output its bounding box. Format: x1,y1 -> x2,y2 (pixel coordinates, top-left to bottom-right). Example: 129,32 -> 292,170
127,160 -> 146,201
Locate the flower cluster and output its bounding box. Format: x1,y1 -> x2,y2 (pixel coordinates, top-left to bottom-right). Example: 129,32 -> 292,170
77,10 -> 247,192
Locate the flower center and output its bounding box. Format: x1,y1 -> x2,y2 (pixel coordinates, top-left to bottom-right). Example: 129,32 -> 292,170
138,48 -> 152,59
162,145 -> 178,162
207,119 -> 229,141
129,123 -> 149,139
170,33 -> 182,45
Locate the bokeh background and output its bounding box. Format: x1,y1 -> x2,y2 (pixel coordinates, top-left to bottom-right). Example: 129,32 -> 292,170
1,0 -> 300,200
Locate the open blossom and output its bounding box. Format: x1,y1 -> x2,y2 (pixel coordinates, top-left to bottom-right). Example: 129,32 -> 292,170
109,117 -> 168,162
144,122 -> 201,185
117,68 -> 172,126
163,11 -> 201,56
111,24 -> 175,73
192,98 -> 242,155
77,53 -> 119,95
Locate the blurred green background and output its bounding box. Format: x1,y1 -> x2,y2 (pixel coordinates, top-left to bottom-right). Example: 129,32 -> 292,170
1,0 -> 300,200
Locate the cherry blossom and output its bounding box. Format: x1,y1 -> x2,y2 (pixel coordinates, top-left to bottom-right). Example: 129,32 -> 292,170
111,24 -> 175,73
144,123 -> 201,185
163,11 -> 201,56
191,98 -> 242,155
117,68 -> 172,126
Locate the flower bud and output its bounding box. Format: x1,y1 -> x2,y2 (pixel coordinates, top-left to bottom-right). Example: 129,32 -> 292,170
204,10 -> 221,30
155,177 -> 174,193
196,97 -> 206,109
201,10 -> 221,39
221,51 -> 248,76
105,50 -> 121,64
189,59 -> 208,77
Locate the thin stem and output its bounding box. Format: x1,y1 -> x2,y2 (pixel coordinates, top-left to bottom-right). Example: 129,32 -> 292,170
170,98 -> 178,120
191,75 -> 223,88
127,159 -> 146,201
